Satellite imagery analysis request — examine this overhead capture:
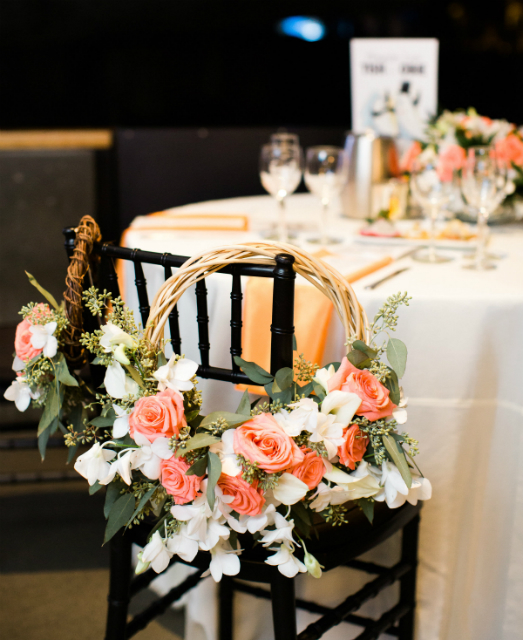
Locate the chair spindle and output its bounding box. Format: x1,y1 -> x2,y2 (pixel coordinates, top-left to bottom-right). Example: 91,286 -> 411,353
132,252 -> 150,327
163,260 -> 182,355
101,244 -> 122,300
270,254 -> 296,375
230,270 -> 243,372
195,279 -> 210,368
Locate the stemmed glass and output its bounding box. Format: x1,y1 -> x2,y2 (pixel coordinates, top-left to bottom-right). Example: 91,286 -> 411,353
259,135 -> 303,243
410,158 -> 455,263
304,146 -> 347,245
460,146 -> 507,270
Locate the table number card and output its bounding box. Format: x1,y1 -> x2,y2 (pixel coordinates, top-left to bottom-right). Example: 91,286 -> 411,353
350,38 -> 439,140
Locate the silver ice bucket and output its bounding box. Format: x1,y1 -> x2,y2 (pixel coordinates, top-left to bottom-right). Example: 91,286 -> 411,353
341,131 -> 405,219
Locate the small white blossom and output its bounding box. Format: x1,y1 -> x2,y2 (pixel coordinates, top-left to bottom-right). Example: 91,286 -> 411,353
286,398 -> 319,432
4,377 -> 40,412
29,322 -> 58,358
99,322 -> 137,365
321,390 -> 362,427
74,442 -> 116,486
100,448 -> 135,486
141,531 -> 173,573
307,412 -> 345,460
209,429 -> 241,476
260,512 -> 296,547
12,356 -> 26,372
265,543 -> 307,578
153,356 -> 198,393
207,540 -> 241,582
165,525 -> 199,563
313,364 -> 335,394
104,361 -> 140,399
112,404 -> 130,438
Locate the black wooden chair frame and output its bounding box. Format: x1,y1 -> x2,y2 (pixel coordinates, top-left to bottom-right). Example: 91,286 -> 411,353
63,228 -> 421,640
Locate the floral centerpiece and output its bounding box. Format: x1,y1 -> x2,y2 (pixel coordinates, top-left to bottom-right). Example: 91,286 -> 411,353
401,107 -> 523,203
5,275 -> 431,582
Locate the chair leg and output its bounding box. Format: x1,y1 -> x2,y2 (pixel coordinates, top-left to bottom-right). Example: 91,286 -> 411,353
104,533 -> 133,640
271,572 -> 297,640
398,514 -> 420,640
219,576 -> 234,640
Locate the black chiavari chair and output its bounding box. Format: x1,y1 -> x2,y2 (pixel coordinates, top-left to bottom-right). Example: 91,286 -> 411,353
64,227 -> 421,640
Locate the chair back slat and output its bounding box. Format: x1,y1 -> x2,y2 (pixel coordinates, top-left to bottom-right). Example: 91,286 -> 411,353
132,255 -> 150,327
195,279 -> 210,369
101,244 -> 122,300
230,269 -> 243,372
163,262 -> 182,355
270,255 -> 295,375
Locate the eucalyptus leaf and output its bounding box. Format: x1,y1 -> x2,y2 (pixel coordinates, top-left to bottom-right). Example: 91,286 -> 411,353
54,354 -> 79,387
103,493 -> 135,544
387,338 -> 408,379
175,432 -> 220,457
291,503 -> 311,537
104,481 -> 125,518
38,425 -> 51,460
123,364 -> 145,389
37,383 -> 60,436
233,356 -> 273,385
274,367 -> 294,391
357,497 -> 375,524
189,414 -> 204,429
89,415 -> 116,428
157,352 -> 168,367
312,381 -> 326,401
207,451 -> 222,511
382,367 -> 401,405
235,390 -> 251,416
126,485 -> 158,530
352,340 -> 378,359
66,442 -> 79,464
383,434 -> 412,489
324,362 -> 341,372
25,271 -> 60,310
292,334 -> 297,351
347,349 -> 371,369
89,481 -> 102,495
298,381 -> 314,397
147,513 -> 169,542
186,456 -> 208,476
200,411 -> 249,429
185,409 -> 200,424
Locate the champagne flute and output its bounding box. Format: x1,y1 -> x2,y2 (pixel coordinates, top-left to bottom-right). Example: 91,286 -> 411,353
304,146 -> 347,245
259,140 -> 303,243
410,158 -> 455,263
461,146 -> 507,270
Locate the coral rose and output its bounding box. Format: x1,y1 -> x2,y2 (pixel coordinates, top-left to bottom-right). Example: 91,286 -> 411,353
129,387 -> 186,443
495,134 -> 523,167
160,457 -> 203,505
233,413 -> 304,473
15,319 -> 42,362
337,425 -> 369,470
217,473 -> 265,516
437,144 -> 466,182
291,447 -> 325,490
400,141 -> 422,173
328,357 -> 396,421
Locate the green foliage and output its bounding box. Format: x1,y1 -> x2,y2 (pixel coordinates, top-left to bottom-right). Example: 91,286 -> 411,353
272,367 -> 294,393
370,292 -> 411,345
356,498 -> 375,524
386,338 -> 408,378
186,455 -> 208,476
25,271 -> 60,310
206,451 -> 222,510
233,356 -> 273,385
200,411 -> 249,429
104,493 -> 135,544
174,432 -> 220,457
235,390 -> 251,416
383,434 -> 412,488
104,481 -> 125,518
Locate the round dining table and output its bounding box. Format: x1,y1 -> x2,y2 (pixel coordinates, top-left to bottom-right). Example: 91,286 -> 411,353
120,193 -> 523,640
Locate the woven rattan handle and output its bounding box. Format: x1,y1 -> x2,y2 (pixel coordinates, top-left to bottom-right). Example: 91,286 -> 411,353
145,242 -> 370,349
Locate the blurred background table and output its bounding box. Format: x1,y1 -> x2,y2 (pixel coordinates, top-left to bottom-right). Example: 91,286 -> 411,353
121,193 -> 523,640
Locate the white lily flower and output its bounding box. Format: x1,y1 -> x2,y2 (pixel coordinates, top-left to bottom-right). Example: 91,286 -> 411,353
198,518 -> 231,551
165,525 -> 199,562
273,410 -> 303,438
112,404 -> 130,438
141,531 -> 173,573
12,356 -> 26,372
209,429 -> 241,476
265,543 -> 307,578
286,398 -> 319,432
100,448 -> 135,486
406,476 -> 432,505
29,321 -> 58,358
153,356 -> 198,393
171,493 -> 216,546
260,512 -> 296,547
313,364 -> 335,394
130,437 -> 173,480
104,361 -> 140,399
99,322 -> 137,365
307,412 -> 345,460
374,461 -> 409,508
4,377 -> 40,412
74,442 -> 116,485
208,540 -> 241,582
321,390 -> 362,427
309,483 -> 333,512
239,503 -> 276,534
272,473 -> 309,505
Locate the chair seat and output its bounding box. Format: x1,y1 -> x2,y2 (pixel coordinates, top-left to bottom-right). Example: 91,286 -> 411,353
128,501 -> 421,583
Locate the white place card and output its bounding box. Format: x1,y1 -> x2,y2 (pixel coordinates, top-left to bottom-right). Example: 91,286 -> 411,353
350,38 -> 439,140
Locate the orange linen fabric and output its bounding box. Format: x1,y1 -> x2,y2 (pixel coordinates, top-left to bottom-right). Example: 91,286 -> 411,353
238,279 -> 334,394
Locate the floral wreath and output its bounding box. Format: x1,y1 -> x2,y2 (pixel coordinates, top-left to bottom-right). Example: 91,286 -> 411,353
5,248 -> 431,582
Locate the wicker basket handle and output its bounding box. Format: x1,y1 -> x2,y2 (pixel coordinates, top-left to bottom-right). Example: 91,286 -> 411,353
144,241 -> 370,350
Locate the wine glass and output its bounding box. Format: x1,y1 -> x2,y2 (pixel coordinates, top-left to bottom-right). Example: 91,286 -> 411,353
410,158 -> 455,263
304,146 -> 347,245
259,140 -> 303,243
461,146 -> 507,270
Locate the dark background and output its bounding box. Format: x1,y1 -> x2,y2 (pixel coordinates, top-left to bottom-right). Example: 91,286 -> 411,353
1,0 -> 522,129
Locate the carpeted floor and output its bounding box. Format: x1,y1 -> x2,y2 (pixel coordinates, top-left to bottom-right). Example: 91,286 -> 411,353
0,477 -> 184,639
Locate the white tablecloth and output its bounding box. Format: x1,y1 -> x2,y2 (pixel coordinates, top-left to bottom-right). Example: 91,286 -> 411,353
122,194 -> 523,640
